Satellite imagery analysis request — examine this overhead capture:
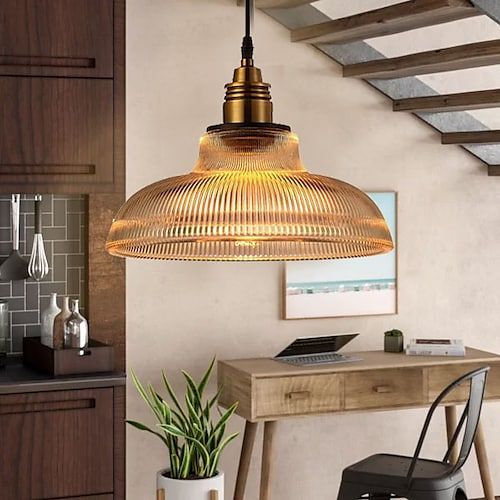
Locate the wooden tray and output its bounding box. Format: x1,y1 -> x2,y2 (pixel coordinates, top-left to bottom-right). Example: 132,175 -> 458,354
23,337 -> 114,376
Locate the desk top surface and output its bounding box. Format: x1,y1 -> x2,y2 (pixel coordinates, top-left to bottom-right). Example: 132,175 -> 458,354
220,348 -> 500,378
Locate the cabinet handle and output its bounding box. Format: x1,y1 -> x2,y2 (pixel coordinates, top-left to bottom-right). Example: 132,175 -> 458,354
285,391 -> 310,400
0,398 -> 95,415
0,164 -> 96,175
0,55 -> 96,69
373,385 -> 394,394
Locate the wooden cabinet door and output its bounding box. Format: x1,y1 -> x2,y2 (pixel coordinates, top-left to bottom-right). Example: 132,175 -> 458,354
0,77 -> 115,193
0,388 -> 114,500
0,0 -> 113,78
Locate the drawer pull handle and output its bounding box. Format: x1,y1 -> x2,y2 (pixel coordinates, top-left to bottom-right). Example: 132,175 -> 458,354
0,398 -> 96,415
373,385 -> 394,394
0,55 -> 96,69
0,164 -> 96,175
285,391 -> 310,400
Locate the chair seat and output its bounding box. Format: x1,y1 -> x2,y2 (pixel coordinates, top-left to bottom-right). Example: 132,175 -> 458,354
342,453 -> 464,492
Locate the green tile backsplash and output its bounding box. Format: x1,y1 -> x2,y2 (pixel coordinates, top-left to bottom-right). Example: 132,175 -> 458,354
0,195 -> 88,354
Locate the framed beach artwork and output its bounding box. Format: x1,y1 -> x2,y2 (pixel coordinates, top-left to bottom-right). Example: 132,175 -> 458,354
284,192 -> 397,320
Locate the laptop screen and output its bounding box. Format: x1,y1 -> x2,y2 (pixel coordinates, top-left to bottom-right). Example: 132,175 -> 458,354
275,333 -> 358,358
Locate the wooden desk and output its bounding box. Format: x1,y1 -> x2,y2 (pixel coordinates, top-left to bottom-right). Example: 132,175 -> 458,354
218,348 -> 500,500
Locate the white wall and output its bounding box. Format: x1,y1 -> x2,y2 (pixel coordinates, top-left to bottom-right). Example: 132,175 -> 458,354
126,1 -> 500,498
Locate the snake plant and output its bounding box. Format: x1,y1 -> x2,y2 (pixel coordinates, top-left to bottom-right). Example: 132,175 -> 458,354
127,358 -> 239,480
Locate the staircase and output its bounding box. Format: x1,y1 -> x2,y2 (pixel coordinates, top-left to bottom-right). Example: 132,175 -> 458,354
240,0 -> 500,176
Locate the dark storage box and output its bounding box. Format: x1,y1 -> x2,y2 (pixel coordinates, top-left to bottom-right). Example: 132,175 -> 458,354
23,337 -> 114,376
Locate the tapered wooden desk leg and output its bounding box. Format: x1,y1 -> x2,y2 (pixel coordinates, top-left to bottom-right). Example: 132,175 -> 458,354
234,421 -> 259,500
260,421 -> 278,500
445,405 -> 459,464
474,420 -> 495,500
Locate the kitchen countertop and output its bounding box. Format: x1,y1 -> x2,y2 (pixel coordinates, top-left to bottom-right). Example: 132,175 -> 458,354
0,356 -> 126,394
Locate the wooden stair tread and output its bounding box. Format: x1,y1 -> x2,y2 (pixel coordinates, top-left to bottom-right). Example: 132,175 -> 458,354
442,130 -> 500,144
292,0 -> 477,45
343,39 -> 500,79
236,0 -> 314,8
488,165 -> 500,176
255,0 -> 500,176
393,89 -> 500,112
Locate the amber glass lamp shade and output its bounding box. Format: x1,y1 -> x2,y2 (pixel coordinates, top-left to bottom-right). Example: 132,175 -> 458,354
106,126 -> 394,261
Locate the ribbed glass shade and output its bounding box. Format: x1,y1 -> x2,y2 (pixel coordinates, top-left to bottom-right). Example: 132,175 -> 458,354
106,127 -> 393,261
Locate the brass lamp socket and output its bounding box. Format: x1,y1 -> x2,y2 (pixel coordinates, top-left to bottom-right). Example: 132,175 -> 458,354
223,58 -> 273,124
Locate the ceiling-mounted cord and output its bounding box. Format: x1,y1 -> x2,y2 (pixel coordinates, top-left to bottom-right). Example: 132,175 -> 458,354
242,0 -> 254,59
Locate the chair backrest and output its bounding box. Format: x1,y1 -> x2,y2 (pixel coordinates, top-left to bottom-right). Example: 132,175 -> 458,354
407,366 -> 489,483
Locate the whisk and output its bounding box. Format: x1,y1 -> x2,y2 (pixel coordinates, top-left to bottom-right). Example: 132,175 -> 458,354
28,195 -> 49,281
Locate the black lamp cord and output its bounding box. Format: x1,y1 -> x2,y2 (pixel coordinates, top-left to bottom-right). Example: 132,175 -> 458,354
242,0 -> 254,59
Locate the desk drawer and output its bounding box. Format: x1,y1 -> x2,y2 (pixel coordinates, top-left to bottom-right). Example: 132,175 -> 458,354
345,368 -> 425,410
428,363 -> 500,404
254,374 -> 342,418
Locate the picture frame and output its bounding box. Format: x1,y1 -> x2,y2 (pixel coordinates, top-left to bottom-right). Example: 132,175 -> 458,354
283,191 -> 398,320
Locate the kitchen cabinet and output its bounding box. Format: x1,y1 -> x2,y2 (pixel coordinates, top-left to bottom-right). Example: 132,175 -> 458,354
0,0 -> 127,491
0,0 -> 113,79
0,78 -> 114,193
0,0 -> 124,194
0,382 -> 125,500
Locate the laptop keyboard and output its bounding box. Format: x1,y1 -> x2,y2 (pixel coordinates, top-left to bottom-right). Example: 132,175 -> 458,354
279,353 -> 357,366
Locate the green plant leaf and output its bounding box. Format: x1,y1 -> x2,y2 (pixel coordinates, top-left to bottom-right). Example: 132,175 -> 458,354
148,384 -> 170,422
203,386 -> 223,424
159,423 -> 186,439
211,402 -> 238,437
130,370 -> 162,422
189,439 -> 211,475
161,424 -> 211,472
208,432 -> 239,477
162,370 -> 189,423
126,419 -> 169,446
182,370 -> 203,411
180,443 -> 193,479
207,422 -> 225,451
208,386 -> 223,409
170,453 -> 180,479
185,392 -> 203,431
161,400 -> 172,424
171,409 -> 189,432
198,356 -> 216,396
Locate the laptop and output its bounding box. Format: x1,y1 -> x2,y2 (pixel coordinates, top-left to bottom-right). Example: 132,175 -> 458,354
274,333 -> 360,366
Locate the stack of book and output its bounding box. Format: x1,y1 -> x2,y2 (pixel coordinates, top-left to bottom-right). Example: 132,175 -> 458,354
406,338 -> 465,357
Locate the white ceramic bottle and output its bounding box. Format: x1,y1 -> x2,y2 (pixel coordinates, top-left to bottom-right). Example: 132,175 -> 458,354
40,293 -> 61,348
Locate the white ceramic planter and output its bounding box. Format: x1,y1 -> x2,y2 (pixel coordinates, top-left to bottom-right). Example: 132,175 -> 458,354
156,469 -> 224,500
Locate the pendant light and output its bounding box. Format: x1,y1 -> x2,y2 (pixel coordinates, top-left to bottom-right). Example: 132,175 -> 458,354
106,0 -> 394,261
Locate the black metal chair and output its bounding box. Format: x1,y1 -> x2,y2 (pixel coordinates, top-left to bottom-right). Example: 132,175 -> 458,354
337,366 -> 490,500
